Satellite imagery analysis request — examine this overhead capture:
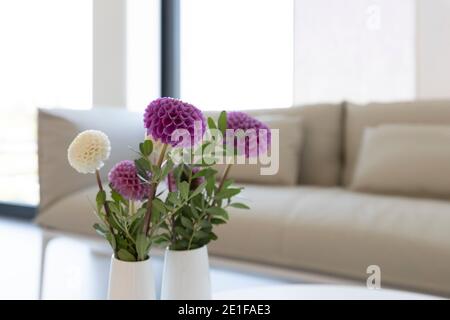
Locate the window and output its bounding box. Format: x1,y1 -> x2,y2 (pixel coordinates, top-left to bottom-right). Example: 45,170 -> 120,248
180,0 -> 294,110
0,0 -> 92,206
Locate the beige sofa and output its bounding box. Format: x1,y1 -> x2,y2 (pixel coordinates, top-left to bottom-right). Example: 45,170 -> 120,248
36,101 -> 450,297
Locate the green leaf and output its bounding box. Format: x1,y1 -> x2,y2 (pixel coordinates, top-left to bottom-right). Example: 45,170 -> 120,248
167,192 -> 181,206
130,217 -> 145,237
218,111 -> 227,135
190,181 -> 206,198
152,198 -> 167,215
110,188 -> 126,204
139,140 -> 153,157
229,202 -> 250,209
107,202 -> 121,215
135,233 -> 149,261
209,232 -> 218,241
174,226 -> 192,239
194,230 -> 209,239
160,159 -> 174,180
151,165 -> 161,179
221,178 -> 235,190
134,158 -> 151,175
191,168 -> 213,180
96,190 -> 106,211
93,223 -> 108,237
117,249 -> 136,262
205,175 -> 215,197
215,188 -> 241,200
179,181 -> 189,201
106,232 -> 117,250
207,117 -> 217,130
206,207 -> 229,219
190,203 -> 200,219
180,216 -> 194,229
152,233 -> 171,245
211,217 -> 227,225
171,239 -> 189,250
198,220 -> 212,230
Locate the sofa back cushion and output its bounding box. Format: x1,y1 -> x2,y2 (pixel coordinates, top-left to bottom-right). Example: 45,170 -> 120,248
38,103 -> 343,215
214,115 -> 304,186
351,124 -> 450,198
208,103 -> 344,186
38,107 -> 143,212
343,101 -> 450,186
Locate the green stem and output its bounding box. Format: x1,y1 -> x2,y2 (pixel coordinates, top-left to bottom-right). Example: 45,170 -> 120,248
143,144 -> 168,236
128,200 -> 132,216
187,223 -> 196,250
217,164 -> 232,193
208,164 -> 233,221
95,170 -> 117,255
147,200 -> 189,240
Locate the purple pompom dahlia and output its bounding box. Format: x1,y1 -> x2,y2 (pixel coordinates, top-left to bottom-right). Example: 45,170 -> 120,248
144,97 -> 206,147
226,112 -> 271,158
167,166 -> 205,192
108,160 -> 150,201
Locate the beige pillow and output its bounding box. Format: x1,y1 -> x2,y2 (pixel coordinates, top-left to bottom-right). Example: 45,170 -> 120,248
351,124 -> 450,198
37,108 -> 143,213
207,103 -> 344,186
215,116 -> 304,186
344,100 -> 450,186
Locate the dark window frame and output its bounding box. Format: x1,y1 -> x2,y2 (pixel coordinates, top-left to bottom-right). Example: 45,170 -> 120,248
161,0 -> 180,98
0,203 -> 37,220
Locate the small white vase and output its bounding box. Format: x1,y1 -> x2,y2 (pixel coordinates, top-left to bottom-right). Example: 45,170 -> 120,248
161,246 -> 211,300
107,255 -> 156,300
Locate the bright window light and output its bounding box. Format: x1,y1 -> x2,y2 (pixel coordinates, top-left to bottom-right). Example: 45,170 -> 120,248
0,0 -> 92,205
180,0 -> 294,110
126,0 -> 161,112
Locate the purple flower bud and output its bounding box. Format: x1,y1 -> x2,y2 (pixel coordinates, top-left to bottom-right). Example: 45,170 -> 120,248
144,97 -> 206,147
108,160 -> 150,201
226,112 -> 271,158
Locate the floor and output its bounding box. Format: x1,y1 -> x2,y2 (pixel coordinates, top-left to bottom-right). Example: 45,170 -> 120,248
0,217 -> 287,299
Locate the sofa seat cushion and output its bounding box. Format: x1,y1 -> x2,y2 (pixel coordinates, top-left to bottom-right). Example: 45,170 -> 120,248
35,184 -> 103,236
209,185 -> 450,296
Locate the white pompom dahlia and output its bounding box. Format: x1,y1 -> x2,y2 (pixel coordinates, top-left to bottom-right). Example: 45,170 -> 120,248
68,130 -> 111,174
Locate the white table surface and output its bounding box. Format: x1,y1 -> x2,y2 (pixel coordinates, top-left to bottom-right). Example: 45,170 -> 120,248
214,284 -> 441,300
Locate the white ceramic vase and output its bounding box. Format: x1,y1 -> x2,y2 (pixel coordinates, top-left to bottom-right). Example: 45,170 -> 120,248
161,246 -> 212,300
107,255 -> 156,300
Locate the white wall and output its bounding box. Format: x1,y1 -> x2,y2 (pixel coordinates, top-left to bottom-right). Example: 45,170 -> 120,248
93,0 -> 127,107
294,0 -> 416,105
416,0 -> 450,100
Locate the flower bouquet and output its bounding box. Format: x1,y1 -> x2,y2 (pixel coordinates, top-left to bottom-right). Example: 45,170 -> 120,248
158,111 -> 271,299
67,97 -> 270,300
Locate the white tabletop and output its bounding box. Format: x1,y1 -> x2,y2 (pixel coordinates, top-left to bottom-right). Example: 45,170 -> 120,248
214,284 -> 441,300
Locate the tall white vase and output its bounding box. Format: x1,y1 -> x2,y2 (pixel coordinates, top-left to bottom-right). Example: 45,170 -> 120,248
107,255 -> 156,300
161,246 -> 211,300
